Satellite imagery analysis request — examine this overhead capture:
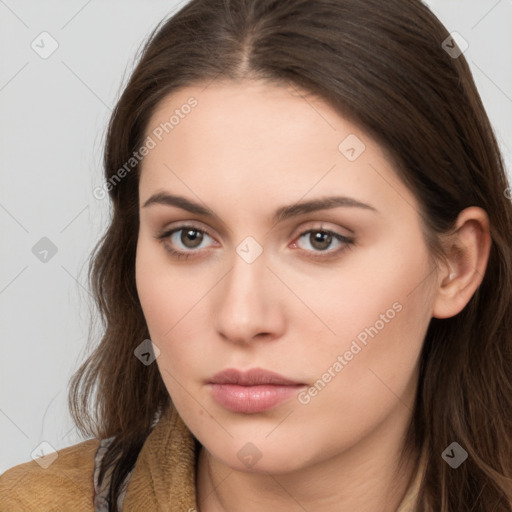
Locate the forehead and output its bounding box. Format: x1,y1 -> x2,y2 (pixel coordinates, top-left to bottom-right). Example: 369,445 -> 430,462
138,79 -> 419,221
143,79 -> 341,153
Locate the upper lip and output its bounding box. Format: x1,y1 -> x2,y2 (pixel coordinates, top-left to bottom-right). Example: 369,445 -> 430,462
208,368 -> 304,386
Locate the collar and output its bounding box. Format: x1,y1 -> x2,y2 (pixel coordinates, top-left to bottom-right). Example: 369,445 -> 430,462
123,406 -> 198,511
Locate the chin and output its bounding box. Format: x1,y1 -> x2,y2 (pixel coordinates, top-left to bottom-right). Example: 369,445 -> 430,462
204,437 -> 315,475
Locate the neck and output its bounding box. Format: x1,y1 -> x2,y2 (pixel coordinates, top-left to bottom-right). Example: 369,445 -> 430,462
195,406 -> 420,512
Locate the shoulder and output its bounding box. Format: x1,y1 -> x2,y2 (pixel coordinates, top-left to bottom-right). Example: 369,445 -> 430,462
0,438 -> 100,512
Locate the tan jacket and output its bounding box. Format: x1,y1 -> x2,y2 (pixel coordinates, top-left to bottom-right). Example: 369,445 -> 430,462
0,406 -> 424,511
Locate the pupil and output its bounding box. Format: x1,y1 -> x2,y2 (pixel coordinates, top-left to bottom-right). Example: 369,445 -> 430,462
182,229 -> 203,248
312,231 -> 331,250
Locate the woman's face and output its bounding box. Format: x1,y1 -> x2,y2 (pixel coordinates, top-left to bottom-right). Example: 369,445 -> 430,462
135,79 -> 439,473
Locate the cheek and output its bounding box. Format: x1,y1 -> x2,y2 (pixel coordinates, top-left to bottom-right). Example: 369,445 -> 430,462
135,231 -> 195,332
135,247 -> 160,331
135,237 -> 214,383
135,236 -> 178,340
294,237 -> 432,391
299,236 -> 430,333
135,246 -> 193,405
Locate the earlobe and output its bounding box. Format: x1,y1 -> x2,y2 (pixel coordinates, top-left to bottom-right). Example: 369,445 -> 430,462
431,207 -> 491,320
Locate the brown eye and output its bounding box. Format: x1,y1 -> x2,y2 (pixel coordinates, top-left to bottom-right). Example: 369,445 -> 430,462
293,228 -> 354,260
309,231 -> 332,251
180,229 -> 204,248
157,225 -> 215,257
297,230 -> 345,252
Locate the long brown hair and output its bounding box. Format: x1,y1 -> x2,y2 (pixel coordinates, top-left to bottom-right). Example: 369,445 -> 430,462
68,0 -> 512,509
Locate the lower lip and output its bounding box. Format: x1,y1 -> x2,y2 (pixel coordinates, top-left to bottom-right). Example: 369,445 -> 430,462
209,384 -> 305,413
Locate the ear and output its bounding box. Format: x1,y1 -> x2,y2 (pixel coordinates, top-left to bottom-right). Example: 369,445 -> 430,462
432,206 -> 492,319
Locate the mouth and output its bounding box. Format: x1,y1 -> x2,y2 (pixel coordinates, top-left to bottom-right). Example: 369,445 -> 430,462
207,368 -> 307,413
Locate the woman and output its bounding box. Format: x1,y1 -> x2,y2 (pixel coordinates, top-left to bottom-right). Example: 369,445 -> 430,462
1,0 -> 511,510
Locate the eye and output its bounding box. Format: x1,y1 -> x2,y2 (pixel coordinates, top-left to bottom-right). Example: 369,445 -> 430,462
292,228 -> 354,259
155,225 -> 217,259
155,224 -> 354,261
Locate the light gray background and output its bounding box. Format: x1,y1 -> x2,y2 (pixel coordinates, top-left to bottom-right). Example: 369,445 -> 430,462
1,0 -> 511,473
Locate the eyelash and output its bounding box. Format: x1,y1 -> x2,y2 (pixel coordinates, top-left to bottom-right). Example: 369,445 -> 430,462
155,224 -> 354,261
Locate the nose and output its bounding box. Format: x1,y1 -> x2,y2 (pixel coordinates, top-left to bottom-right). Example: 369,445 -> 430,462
214,245 -> 286,346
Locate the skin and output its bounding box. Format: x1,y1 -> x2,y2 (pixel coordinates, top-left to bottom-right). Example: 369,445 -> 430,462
135,79 -> 491,511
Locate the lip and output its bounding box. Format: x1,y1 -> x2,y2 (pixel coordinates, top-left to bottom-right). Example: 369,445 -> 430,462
209,368 -> 304,386
207,368 -> 306,413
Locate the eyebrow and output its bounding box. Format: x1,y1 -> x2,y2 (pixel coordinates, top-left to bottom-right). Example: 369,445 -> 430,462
142,192 -> 378,223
